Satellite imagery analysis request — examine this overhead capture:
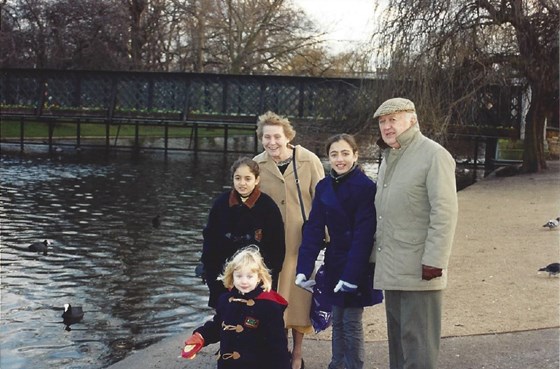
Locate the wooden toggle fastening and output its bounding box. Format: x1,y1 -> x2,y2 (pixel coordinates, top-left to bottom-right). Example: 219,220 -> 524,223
221,351 -> 241,360
222,321 -> 244,332
228,296 -> 255,306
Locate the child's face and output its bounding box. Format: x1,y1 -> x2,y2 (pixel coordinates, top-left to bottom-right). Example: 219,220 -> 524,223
233,266 -> 260,294
233,165 -> 259,197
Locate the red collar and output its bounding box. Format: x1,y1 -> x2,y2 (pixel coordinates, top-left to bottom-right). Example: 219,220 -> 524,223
228,187 -> 261,209
255,290 -> 288,306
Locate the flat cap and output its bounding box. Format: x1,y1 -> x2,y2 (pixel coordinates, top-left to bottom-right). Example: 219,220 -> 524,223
373,98 -> 415,118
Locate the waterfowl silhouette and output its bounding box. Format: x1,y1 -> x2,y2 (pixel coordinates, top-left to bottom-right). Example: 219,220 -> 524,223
542,217 -> 560,230
62,303 -> 84,331
538,263 -> 560,277
28,240 -> 51,255
152,214 -> 161,229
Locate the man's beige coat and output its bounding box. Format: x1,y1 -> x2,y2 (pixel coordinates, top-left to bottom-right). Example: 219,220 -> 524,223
373,124 -> 458,291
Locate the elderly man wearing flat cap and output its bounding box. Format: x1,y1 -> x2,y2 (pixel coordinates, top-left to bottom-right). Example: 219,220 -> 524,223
370,98 -> 458,369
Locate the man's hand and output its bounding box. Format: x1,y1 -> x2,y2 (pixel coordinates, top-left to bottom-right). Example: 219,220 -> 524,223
181,332 -> 204,359
295,273 -> 315,292
422,265 -> 443,280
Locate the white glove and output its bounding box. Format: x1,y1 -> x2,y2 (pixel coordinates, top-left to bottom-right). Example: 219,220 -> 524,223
295,273 -> 316,293
333,280 -> 357,293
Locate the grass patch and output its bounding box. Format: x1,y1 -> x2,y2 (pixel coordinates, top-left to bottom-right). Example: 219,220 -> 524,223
496,138 -> 524,161
0,121 -> 253,139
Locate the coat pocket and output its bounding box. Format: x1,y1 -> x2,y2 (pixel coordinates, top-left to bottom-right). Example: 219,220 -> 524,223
392,229 -> 426,247
392,229 -> 425,276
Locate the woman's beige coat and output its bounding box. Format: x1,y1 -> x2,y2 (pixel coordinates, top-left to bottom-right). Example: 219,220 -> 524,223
254,144 -> 325,327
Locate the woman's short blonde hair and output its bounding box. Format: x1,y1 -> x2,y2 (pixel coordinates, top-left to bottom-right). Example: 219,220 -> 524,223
218,246 -> 272,292
256,111 -> 296,141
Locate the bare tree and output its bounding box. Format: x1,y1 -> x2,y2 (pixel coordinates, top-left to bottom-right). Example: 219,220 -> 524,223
203,0 -> 321,74
2,0 -> 327,74
0,0 -> 23,67
48,0 -> 130,69
280,44 -> 376,77
2,0 -> 131,69
4,0 -> 49,67
115,0 -> 324,73
373,0 -> 559,172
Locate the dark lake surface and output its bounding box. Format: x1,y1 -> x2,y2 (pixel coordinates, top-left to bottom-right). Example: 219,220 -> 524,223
0,143 -> 477,369
0,149 -> 241,369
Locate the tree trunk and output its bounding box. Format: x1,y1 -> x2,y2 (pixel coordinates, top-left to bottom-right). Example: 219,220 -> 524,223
522,87 -> 548,173
128,0 -> 147,70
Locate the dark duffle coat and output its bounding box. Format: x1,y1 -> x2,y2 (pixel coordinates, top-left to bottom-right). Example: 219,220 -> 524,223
297,167 -> 383,308
194,286 -> 291,369
202,187 -> 285,308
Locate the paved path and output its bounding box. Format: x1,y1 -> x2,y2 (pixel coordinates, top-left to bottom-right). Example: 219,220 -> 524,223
107,328 -> 559,369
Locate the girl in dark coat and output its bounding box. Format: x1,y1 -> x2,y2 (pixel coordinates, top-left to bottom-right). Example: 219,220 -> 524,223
295,134 -> 383,369
182,246 -> 291,369
202,157 -> 285,308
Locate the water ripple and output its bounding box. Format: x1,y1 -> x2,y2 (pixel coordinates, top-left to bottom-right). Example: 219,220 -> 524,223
0,152 -> 233,369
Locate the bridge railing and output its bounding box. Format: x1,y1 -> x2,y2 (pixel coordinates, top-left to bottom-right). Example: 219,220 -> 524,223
1,68 -> 523,126
0,68 -> 523,154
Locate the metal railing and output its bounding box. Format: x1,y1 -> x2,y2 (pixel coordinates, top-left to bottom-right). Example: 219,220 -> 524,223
0,68 -> 523,154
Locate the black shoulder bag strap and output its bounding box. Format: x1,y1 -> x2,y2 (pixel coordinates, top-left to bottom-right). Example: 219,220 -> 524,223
292,147 -> 307,223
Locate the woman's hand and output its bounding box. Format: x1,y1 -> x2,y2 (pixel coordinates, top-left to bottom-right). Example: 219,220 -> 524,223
333,280 -> 357,293
295,273 -> 316,293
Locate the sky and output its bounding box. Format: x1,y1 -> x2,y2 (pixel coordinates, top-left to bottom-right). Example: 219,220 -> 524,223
293,0 -> 378,53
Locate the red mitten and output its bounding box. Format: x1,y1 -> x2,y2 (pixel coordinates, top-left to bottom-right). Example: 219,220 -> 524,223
181,332 -> 204,359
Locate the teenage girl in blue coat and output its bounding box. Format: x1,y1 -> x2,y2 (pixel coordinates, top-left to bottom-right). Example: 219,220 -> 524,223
295,133 -> 383,369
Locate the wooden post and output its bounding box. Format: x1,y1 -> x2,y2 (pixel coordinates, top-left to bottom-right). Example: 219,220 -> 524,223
135,121 -> 139,148
472,136 -> 479,183
19,117 -> 24,152
164,122 -> 169,157
485,137 -> 498,176
254,130 -> 258,154
48,120 -> 54,152
224,124 -> 229,153
77,119 -> 81,148
105,121 -> 110,149
194,123 -> 199,152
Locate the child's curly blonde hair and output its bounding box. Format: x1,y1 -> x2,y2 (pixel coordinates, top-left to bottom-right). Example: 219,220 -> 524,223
218,246 -> 272,292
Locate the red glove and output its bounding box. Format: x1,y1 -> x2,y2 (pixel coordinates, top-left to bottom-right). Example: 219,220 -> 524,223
422,265 -> 443,281
181,332 -> 204,359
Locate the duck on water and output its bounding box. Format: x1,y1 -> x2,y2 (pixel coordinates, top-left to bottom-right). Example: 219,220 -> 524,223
28,240 -> 51,255
62,304 -> 84,331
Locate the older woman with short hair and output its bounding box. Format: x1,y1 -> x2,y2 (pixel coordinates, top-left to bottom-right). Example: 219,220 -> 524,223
254,111 -> 325,369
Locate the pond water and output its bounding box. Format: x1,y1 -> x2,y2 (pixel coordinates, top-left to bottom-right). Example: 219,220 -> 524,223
0,149 -> 238,369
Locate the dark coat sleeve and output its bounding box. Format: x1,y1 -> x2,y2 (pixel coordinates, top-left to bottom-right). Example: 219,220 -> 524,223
194,293 -> 229,345
259,194 -> 286,281
297,178 -> 329,278
201,192 -> 232,307
201,192 -> 230,271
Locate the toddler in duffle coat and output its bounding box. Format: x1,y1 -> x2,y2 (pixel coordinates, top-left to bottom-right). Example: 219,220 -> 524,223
182,246 -> 291,369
